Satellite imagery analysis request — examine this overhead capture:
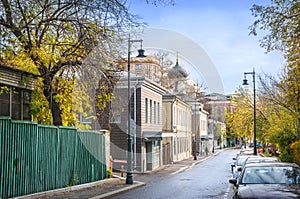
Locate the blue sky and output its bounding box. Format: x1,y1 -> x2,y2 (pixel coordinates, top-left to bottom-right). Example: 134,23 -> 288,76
126,0 -> 284,94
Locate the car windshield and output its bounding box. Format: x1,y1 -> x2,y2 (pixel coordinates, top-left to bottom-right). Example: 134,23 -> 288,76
240,150 -> 252,155
237,157 -> 248,166
246,158 -> 278,164
241,166 -> 300,184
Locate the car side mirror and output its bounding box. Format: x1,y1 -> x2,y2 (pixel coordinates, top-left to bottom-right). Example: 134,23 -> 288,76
233,158 -> 236,160
229,178 -> 237,186
237,167 -> 242,172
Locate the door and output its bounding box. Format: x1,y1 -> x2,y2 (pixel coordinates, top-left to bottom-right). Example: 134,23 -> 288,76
146,141 -> 152,170
163,143 -> 171,165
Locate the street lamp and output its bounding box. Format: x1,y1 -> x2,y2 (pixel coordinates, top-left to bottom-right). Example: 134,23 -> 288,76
242,67 -> 257,155
126,35 -> 146,184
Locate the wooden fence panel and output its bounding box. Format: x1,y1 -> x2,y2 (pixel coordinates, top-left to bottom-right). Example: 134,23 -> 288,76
0,117 -> 107,199
0,117 -> 11,199
36,124 -> 59,192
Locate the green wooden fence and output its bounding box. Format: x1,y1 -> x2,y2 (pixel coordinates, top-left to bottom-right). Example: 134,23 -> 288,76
0,117 -> 106,199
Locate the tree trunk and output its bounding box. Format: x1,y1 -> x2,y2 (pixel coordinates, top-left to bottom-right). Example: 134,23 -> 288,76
51,96 -> 63,126
42,72 -> 63,126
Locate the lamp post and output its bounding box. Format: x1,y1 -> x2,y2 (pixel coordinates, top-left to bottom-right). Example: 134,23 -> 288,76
212,119 -> 214,153
126,35 -> 146,184
193,101 -> 197,160
242,67 -> 257,155
193,133 -> 197,160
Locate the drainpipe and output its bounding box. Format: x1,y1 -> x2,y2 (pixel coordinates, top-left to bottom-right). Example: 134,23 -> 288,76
132,78 -> 143,170
133,79 -> 139,170
171,96 -> 176,162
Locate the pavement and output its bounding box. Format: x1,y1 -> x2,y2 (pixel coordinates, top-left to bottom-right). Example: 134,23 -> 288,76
14,149 -> 224,199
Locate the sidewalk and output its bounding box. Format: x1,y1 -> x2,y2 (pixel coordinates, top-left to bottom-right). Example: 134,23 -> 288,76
14,150 -> 224,199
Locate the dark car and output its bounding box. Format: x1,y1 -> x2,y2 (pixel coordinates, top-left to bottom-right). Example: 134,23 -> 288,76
237,157 -> 279,172
229,162 -> 300,199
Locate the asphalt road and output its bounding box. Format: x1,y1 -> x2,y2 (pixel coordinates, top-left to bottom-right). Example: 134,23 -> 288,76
112,149 -> 238,199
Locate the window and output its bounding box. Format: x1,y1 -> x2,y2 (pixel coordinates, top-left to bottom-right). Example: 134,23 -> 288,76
0,86 -> 32,120
154,101 -> 156,124
157,103 -> 160,125
146,64 -> 150,78
0,86 -> 9,116
145,98 -> 148,123
12,88 -> 21,120
23,90 -> 31,120
150,100 -> 152,123
201,120 -> 204,131
179,109 -> 183,126
135,64 -> 142,73
172,105 -> 175,127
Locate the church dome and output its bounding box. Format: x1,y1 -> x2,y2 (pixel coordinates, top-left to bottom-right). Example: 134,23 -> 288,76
168,54 -> 188,79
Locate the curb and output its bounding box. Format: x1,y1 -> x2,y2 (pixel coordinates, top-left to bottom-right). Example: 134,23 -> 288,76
14,150 -> 225,199
13,178 -> 119,199
13,177 -> 145,199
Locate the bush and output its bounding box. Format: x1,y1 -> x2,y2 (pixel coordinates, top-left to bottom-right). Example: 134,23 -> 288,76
107,169 -> 112,178
291,141 -> 300,166
69,171 -> 79,186
279,149 -> 293,163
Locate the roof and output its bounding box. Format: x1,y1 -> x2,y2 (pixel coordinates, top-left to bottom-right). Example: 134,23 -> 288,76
143,131 -> 162,138
117,71 -> 168,95
167,56 -> 188,79
0,64 -> 37,90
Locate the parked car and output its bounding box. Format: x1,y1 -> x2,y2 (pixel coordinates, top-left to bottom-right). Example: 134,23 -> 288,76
231,149 -> 255,172
229,162 -> 300,199
232,155 -> 250,178
239,149 -> 254,156
237,157 -> 279,172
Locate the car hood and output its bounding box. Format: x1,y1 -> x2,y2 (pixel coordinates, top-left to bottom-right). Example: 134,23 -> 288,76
238,184 -> 300,199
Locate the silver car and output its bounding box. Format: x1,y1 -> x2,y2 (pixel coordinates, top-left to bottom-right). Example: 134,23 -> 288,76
237,156 -> 279,172
229,162 -> 300,198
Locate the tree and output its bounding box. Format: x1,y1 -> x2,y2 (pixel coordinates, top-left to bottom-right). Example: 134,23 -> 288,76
250,1 -> 299,128
226,88 -> 254,142
96,68 -> 121,130
258,70 -> 299,161
249,0 -> 300,53
154,50 -> 173,87
0,0 -> 141,125
250,0 -> 300,161
0,0 -> 175,126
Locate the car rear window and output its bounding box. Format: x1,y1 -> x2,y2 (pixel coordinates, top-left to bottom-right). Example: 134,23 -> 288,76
241,166 -> 300,184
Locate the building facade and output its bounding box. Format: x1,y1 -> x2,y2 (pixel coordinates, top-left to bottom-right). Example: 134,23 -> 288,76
178,94 -> 209,156
108,53 -> 218,172
0,64 -> 36,120
110,74 -> 167,172
199,93 -> 233,148
162,94 -> 192,164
